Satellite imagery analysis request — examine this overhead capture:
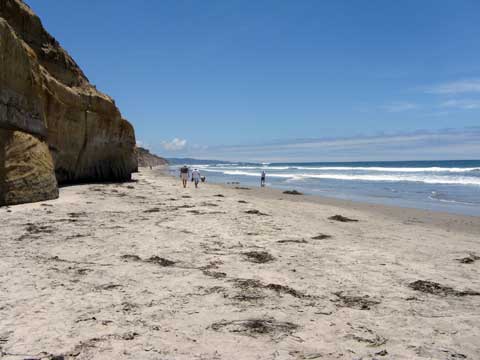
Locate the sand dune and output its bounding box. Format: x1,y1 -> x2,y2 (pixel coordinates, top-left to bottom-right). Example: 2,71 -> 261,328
1,168 -> 479,359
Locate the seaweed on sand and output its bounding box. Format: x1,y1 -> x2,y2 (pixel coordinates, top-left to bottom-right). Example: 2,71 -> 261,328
329,215 -> 358,222
245,209 -> 269,216
146,256 -> 176,267
333,292 -> 380,310
408,280 -> 480,297
311,234 -> 332,240
210,318 -> 298,337
242,251 -> 275,263
283,190 -> 303,195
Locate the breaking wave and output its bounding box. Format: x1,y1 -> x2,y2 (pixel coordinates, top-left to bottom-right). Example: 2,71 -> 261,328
200,168 -> 480,186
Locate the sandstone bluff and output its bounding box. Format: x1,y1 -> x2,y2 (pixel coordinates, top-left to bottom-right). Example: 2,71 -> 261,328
0,0 -> 137,206
136,147 -> 168,168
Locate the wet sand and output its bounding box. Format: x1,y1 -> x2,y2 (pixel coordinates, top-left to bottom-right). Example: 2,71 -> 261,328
1,168 -> 479,359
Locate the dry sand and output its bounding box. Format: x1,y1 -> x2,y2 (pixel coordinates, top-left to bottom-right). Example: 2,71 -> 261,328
1,168 -> 479,360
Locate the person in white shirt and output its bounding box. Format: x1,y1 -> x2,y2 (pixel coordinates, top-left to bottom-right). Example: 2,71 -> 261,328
191,168 -> 201,188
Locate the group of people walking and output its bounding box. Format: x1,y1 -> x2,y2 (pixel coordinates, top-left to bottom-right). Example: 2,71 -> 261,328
179,165 -> 267,188
179,165 -> 204,188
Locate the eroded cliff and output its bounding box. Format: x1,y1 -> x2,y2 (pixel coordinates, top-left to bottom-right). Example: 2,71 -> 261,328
136,147 -> 169,168
0,0 -> 137,205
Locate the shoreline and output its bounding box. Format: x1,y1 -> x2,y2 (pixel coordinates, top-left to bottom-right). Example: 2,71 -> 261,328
165,161 -> 480,218
158,167 -> 480,235
1,167 -> 479,359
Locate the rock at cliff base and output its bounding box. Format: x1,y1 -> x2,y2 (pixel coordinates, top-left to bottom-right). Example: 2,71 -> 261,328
0,129 -> 58,205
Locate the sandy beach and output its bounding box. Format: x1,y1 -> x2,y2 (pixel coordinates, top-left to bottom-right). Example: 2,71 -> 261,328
1,168 -> 479,360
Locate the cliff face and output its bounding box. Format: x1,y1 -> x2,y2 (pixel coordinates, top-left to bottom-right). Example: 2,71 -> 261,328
0,0 -> 137,205
136,147 -> 169,168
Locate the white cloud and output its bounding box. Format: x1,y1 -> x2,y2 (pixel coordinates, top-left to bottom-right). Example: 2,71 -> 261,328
426,79 -> 480,94
381,102 -> 417,112
440,99 -> 480,110
161,138 -> 187,151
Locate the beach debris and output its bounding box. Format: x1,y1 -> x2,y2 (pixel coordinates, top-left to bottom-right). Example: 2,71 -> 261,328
231,280 -> 263,302
350,333 -> 387,347
232,291 -> 265,302
95,283 -> 122,291
170,204 -> 195,210
188,209 -> 225,215
200,259 -> 224,270
289,352 -> 324,359
277,239 -> 308,244
210,318 -> 298,337
200,202 -> 219,207
264,283 -> 309,298
121,331 -> 140,340
328,215 -> 358,222
214,194 -> 225,197
68,212 -> 87,218
202,286 -> 227,295
311,234 -> 332,240
121,301 -> 138,313
48,356 -> 66,360
233,278 -> 263,289
146,256 -> 176,267
17,222 -> 57,241
121,254 -> 176,267
283,190 -> 303,195
182,195 -> 191,198
203,270 -> 227,279
25,223 -> 55,234
121,254 -> 142,261
235,186 -> 251,190
75,268 -> 91,275
333,292 -> 380,310
232,278 -> 309,299
408,280 -> 480,296
65,232 -> 91,240
456,253 -> 480,264
143,207 -> 161,213
245,209 -> 269,216
242,251 -> 275,263
375,349 -> 389,356
238,200 -> 248,203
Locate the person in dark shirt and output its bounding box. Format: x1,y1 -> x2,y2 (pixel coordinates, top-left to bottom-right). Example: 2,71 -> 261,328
261,170 -> 266,187
180,165 -> 189,188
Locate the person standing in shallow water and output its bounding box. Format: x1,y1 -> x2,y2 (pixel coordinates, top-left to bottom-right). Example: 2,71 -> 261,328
191,168 -> 201,188
180,165 -> 189,188
261,170 -> 266,187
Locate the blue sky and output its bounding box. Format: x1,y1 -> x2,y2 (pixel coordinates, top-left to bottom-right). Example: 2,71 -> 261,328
29,0 -> 480,161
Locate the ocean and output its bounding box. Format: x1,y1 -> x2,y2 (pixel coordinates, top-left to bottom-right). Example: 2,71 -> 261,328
168,160 -> 480,216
